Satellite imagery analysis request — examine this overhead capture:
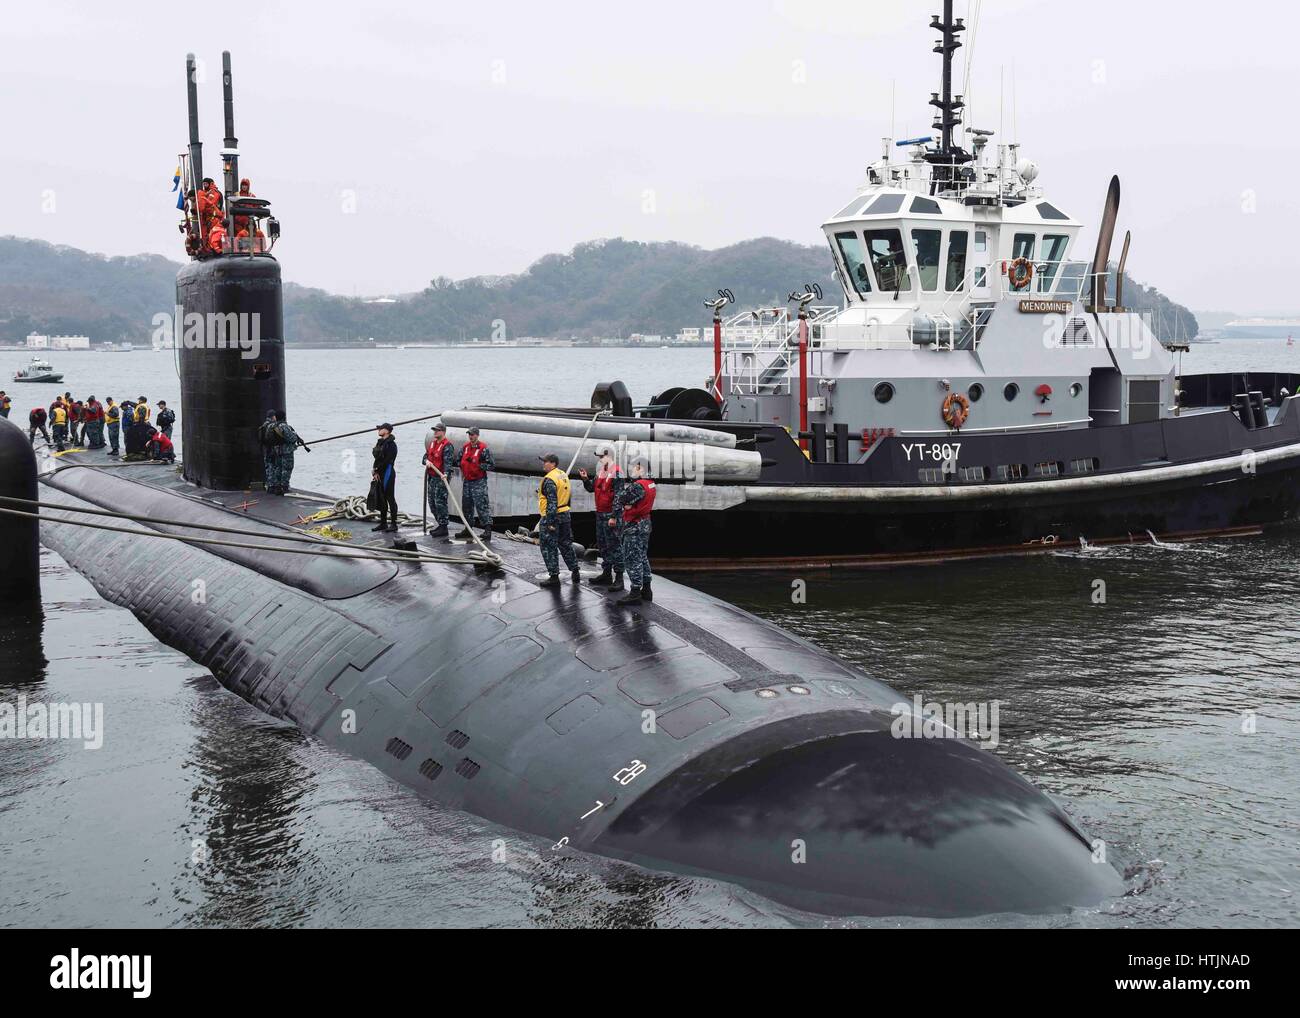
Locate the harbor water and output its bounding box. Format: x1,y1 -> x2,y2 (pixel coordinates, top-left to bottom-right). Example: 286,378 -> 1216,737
1,341 -> 1297,927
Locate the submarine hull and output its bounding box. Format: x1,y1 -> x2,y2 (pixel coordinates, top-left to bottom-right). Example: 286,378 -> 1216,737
0,418 -> 40,598
35,459 -> 1122,916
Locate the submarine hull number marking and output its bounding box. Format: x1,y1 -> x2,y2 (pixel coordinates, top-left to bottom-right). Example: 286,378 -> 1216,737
902,442 -> 961,462
613,760 -> 647,786
551,758 -> 653,851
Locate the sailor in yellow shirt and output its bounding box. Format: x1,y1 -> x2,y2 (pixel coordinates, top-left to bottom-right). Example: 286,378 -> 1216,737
50,402 -> 69,451
105,398 -> 122,457
133,396 -> 151,424
536,453 -> 580,587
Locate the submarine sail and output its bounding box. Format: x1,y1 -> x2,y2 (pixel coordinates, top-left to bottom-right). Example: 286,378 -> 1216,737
176,51 -> 285,491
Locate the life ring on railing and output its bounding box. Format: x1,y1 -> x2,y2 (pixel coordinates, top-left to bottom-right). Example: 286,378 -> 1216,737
1009,257 -> 1034,291
942,391 -> 970,430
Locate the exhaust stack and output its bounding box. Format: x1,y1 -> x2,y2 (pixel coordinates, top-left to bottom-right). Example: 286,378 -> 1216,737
1090,175 -> 1120,310
1114,229 -> 1132,312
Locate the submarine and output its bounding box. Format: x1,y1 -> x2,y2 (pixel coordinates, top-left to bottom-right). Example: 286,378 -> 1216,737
2,52 -> 1124,918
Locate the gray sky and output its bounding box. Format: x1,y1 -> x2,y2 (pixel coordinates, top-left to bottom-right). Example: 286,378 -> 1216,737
2,0 -> 1296,312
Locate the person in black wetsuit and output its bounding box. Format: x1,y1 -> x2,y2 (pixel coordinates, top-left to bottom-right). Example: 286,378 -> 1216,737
371,423 -> 399,532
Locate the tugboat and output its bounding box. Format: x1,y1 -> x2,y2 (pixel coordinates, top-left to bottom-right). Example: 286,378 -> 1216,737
447,2 -> 1300,569
12,357 -> 64,383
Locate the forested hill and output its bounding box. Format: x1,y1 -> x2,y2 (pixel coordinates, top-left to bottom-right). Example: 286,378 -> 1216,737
0,234 -> 1198,344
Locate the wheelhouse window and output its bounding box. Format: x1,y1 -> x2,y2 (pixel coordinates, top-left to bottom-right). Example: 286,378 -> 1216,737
945,230 -> 969,291
866,228 -> 911,292
1037,234 -> 1069,292
835,232 -> 872,296
864,193 -> 905,215
1012,233 -> 1036,260
911,229 -> 942,292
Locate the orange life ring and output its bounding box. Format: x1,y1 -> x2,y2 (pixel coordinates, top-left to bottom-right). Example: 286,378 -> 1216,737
942,391 -> 970,430
1009,257 -> 1034,291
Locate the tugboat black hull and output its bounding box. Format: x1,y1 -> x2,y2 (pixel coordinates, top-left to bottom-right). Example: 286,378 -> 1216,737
475,378 -> 1300,569
559,451 -> 1300,569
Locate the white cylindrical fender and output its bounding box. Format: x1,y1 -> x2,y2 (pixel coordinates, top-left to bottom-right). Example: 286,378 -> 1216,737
435,427 -> 761,484
440,409 -> 736,448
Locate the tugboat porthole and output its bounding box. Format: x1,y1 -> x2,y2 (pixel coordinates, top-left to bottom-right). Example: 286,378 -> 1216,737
1004,382 -> 1020,401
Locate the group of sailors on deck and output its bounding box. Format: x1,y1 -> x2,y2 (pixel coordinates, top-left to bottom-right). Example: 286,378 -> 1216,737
259,414 -> 660,607
25,392 -> 175,461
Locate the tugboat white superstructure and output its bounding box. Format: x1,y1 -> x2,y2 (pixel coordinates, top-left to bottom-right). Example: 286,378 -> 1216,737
454,2 -> 1300,567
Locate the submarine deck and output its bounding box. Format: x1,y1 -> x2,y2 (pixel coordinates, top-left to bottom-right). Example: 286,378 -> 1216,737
31,450 -> 1122,916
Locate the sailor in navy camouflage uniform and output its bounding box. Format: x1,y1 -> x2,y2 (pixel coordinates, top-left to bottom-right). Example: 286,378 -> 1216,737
536,453 -> 580,587
258,410 -> 301,495
609,454 -> 656,605
455,426 -> 495,543
422,422 -> 457,540
578,443 -> 625,589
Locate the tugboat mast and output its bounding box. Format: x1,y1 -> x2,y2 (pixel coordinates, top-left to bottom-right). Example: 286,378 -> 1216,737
925,0 -> 972,190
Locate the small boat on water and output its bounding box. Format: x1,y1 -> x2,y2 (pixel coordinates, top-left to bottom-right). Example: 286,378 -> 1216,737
12,358 -> 64,383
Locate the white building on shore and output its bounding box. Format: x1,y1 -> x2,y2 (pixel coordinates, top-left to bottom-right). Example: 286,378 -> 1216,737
27,332 -> 90,350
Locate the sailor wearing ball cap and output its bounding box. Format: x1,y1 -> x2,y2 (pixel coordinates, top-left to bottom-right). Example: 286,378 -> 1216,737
578,442 -> 625,589
371,422 -> 399,532
608,453 -> 656,606
455,426 -> 495,543
535,452 -> 580,588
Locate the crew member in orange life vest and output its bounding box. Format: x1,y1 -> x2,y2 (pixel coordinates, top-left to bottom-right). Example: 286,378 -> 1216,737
233,178 -> 255,234
83,395 -> 105,448
455,426 -> 494,544
422,422 -> 457,540
578,443 -> 624,589
609,454 -> 656,606
147,429 -> 176,464
197,178 -> 223,228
